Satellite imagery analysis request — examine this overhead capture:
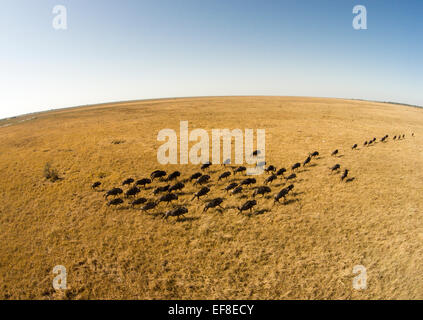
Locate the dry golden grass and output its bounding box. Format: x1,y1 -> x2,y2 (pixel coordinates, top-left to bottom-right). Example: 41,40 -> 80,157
1,96 -> 423,300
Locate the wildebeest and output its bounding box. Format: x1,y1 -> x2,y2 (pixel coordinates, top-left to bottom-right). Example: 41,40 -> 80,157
238,200 -> 257,214
91,181 -> 101,189
224,183 -> 238,192
240,178 -> 256,186
107,198 -> 124,207
153,185 -> 170,195
352,144 -> 358,150
136,178 -> 152,188
285,173 -> 296,181
131,198 -> 147,207
303,156 -> 311,166
104,188 -> 123,199
218,171 -> 231,181
310,151 -> 319,158
191,186 -> 210,200
163,207 -> 188,220
159,193 -> 178,206
265,165 -> 276,174
253,186 -> 271,198
189,172 -> 202,182
264,175 -> 277,184
341,169 -> 349,181
194,175 -> 210,185
151,170 -> 167,181
368,140 -> 373,145
251,150 -> 261,156
201,162 -> 211,171
141,201 -> 158,212
125,186 -> 140,198
291,163 -> 301,171
203,198 -> 224,212
330,164 -> 341,172
276,168 -> 286,176
393,136 -> 397,140
167,171 -> 181,182
331,149 -> 339,156
233,166 -> 247,175
122,178 -> 134,186
231,186 -> 243,196
274,185 -> 294,203
364,141 -> 368,146
169,182 -> 185,193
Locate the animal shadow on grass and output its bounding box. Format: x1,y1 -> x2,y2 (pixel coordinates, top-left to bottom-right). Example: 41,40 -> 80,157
243,209 -> 270,217
346,177 -> 356,183
336,155 -> 344,158
291,191 -> 305,197
308,163 -> 318,168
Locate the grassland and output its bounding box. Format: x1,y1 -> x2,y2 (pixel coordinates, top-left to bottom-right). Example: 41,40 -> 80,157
1,96 -> 423,300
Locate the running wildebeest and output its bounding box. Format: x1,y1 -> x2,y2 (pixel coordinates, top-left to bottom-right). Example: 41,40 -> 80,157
151,170 -> 167,181
136,178 -> 152,188
310,151 -> 319,158
265,165 -> 276,174
331,149 -> 339,156
125,186 -> 140,198
291,163 -> 301,171
352,144 -> 358,150
264,175 -> 277,185
364,141 -> 368,146
163,207 -> 188,220
233,166 -> 247,175
107,198 -> 124,207
104,187 -> 123,199
240,178 -> 256,186
167,171 -> 181,182
231,186 -> 243,196
285,173 -> 296,181
341,169 -> 349,182
122,178 -> 134,186
218,171 -> 231,181
159,193 -> 178,206
194,175 -> 210,185
189,172 -> 202,182
276,168 -> 286,176
238,200 -> 257,214
153,185 -> 170,195
393,136 -> 397,140
303,156 -> 311,166
203,198 -> 224,212
330,164 -> 341,172
131,198 -> 147,207
191,186 -> 210,201
224,183 -> 238,192
274,185 -> 294,204
201,162 -> 211,171
91,181 -> 101,189
253,186 -> 271,198
251,150 -> 261,156
141,201 -> 158,212
169,182 -> 185,193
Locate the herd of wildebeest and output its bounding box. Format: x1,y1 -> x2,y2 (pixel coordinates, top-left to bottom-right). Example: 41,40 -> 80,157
91,132 -> 414,220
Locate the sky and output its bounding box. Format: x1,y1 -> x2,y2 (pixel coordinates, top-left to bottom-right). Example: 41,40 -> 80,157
0,0 -> 422,118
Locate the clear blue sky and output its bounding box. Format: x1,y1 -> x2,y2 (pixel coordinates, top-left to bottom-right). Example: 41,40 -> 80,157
0,0 -> 422,118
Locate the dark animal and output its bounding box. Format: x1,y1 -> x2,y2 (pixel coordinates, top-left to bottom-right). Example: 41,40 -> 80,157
330,164 -> 341,172
291,163 -> 301,171
141,201 -> 158,212
393,136 -> 397,140
264,175 -> 277,184
276,168 -> 286,176
352,144 -> 358,150
104,188 -> 123,199
153,185 -> 170,195
131,198 -> 147,207
274,185 -> 294,203
194,175 -> 210,185
169,182 -> 185,193
136,178 -> 152,188
285,173 -> 296,181
331,149 -> 339,156
201,162 -> 211,171
122,178 -> 134,186
265,165 -> 276,174
364,141 -> 368,146
107,198 -> 124,207
151,170 -> 167,181
203,198 -> 224,212
238,200 -> 257,214
233,166 -> 247,175
341,169 -> 349,181
310,151 -> 319,157
189,172 -> 202,182
91,181 -> 101,189
253,186 -> 271,198
163,207 -> 188,220
231,186 -> 243,196
224,183 -> 238,192
159,193 -> 178,205
167,171 -> 181,182
251,150 -> 261,156
303,156 -> 311,166
368,140 -> 373,145
192,187 -> 210,200
240,178 -> 256,186
218,171 -> 231,181
125,186 -> 140,198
